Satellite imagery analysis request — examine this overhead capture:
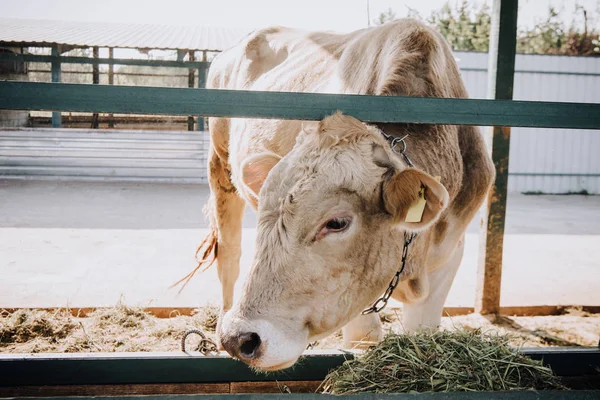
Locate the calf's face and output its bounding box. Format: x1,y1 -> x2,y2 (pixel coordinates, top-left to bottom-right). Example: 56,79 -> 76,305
220,113 -> 448,370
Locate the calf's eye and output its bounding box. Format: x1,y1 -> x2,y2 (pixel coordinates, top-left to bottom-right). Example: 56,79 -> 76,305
326,218 -> 349,231
316,216 -> 352,240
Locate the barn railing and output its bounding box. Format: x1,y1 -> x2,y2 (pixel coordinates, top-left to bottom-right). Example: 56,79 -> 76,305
0,50 -> 210,130
0,81 -> 598,129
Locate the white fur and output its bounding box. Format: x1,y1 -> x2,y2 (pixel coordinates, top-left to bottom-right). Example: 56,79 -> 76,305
402,237 -> 465,331
220,308 -> 308,370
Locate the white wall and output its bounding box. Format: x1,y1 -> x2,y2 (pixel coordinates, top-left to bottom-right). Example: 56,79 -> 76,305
456,52 -> 600,194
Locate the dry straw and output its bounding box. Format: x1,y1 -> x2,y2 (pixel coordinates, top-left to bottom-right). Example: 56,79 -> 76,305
320,330 -> 566,394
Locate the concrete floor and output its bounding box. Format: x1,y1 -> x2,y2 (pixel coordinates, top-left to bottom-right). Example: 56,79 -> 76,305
1,179 -> 599,309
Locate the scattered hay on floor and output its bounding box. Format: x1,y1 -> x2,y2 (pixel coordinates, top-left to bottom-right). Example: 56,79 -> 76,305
0,305 -> 220,353
320,330 -> 565,394
2,307 -> 597,354
92,303 -> 150,329
193,305 -> 219,332
0,309 -> 77,345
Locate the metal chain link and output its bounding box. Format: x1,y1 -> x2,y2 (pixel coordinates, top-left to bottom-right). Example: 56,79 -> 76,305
362,231 -> 416,315
380,132 -> 414,168
181,329 -> 218,355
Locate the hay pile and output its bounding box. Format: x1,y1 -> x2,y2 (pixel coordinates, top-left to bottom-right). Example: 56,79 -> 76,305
0,305 -> 220,353
321,330 -> 565,394
0,309 -> 77,345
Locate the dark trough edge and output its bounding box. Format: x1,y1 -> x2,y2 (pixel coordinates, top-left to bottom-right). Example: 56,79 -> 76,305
1,81 -> 600,130
0,348 -> 598,387
2,391 -> 600,400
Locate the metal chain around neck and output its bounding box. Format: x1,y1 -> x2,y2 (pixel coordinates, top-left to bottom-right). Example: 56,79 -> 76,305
362,231 -> 416,314
362,131 -> 418,314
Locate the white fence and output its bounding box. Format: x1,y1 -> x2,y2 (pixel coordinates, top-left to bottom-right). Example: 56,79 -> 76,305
456,52 -> 600,194
0,128 -> 209,183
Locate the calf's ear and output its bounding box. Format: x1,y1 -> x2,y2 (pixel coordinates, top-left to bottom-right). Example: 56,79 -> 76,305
382,168 -> 449,231
241,152 -> 281,210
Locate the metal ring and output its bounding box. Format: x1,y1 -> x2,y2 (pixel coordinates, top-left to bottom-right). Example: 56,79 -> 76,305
181,329 -> 217,355
390,137 -> 406,154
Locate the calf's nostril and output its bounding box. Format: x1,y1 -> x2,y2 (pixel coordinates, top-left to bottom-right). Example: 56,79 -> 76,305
239,332 -> 261,358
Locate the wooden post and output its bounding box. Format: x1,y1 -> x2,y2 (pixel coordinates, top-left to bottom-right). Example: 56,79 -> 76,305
197,50 -> 208,132
475,0 -> 519,315
91,46 -> 100,129
108,47 -> 115,128
50,45 -> 61,128
187,50 -> 195,131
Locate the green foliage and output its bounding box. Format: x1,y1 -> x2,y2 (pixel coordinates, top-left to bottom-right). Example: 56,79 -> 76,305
373,1 -> 599,56
374,7 -> 396,26
427,0 -> 491,52
517,5 -> 599,56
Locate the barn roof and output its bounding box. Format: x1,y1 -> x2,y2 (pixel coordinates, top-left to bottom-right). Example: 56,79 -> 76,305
0,18 -> 253,52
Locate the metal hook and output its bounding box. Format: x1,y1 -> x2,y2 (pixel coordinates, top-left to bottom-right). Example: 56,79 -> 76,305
181,329 -> 218,355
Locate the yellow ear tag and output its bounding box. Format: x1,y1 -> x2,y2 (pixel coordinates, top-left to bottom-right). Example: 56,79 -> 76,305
405,186 -> 427,223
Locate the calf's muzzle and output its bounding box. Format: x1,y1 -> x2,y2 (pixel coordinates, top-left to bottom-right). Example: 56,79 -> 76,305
221,331 -> 262,361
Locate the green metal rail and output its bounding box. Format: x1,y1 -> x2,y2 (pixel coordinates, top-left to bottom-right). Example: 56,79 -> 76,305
0,53 -> 209,69
1,81 -> 599,129
0,348 -> 598,386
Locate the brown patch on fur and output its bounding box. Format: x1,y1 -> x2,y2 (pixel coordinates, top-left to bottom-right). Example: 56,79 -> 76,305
377,28 -> 438,97
408,278 -> 424,298
210,156 -> 237,194
434,218 -> 448,245
334,19 -> 451,99
382,168 -> 422,223
452,125 -> 496,218
330,267 -> 345,279
394,276 -> 428,304
245,33 -> 270,61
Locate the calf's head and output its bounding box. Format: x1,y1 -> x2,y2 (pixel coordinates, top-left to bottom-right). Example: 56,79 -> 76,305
220,112 -> 448,370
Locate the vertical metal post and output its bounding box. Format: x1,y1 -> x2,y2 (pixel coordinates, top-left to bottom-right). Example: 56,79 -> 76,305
91,46 -> 100,129
475,0 -> 518,315
197,50 -> 208,132
108,47 -> 115,128
187,50 -> 196,131
51,45 -> 61,128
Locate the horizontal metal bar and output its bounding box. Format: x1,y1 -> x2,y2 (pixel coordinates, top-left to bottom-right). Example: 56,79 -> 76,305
28,69 -> 193,78
0,41 -> 217,52
0,348 -> 597,386
1,82 -> 600,129
510,172 -> 600,177
0,53 -> 209,69
460,67 -> 600,77
0,351 -> 351,386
